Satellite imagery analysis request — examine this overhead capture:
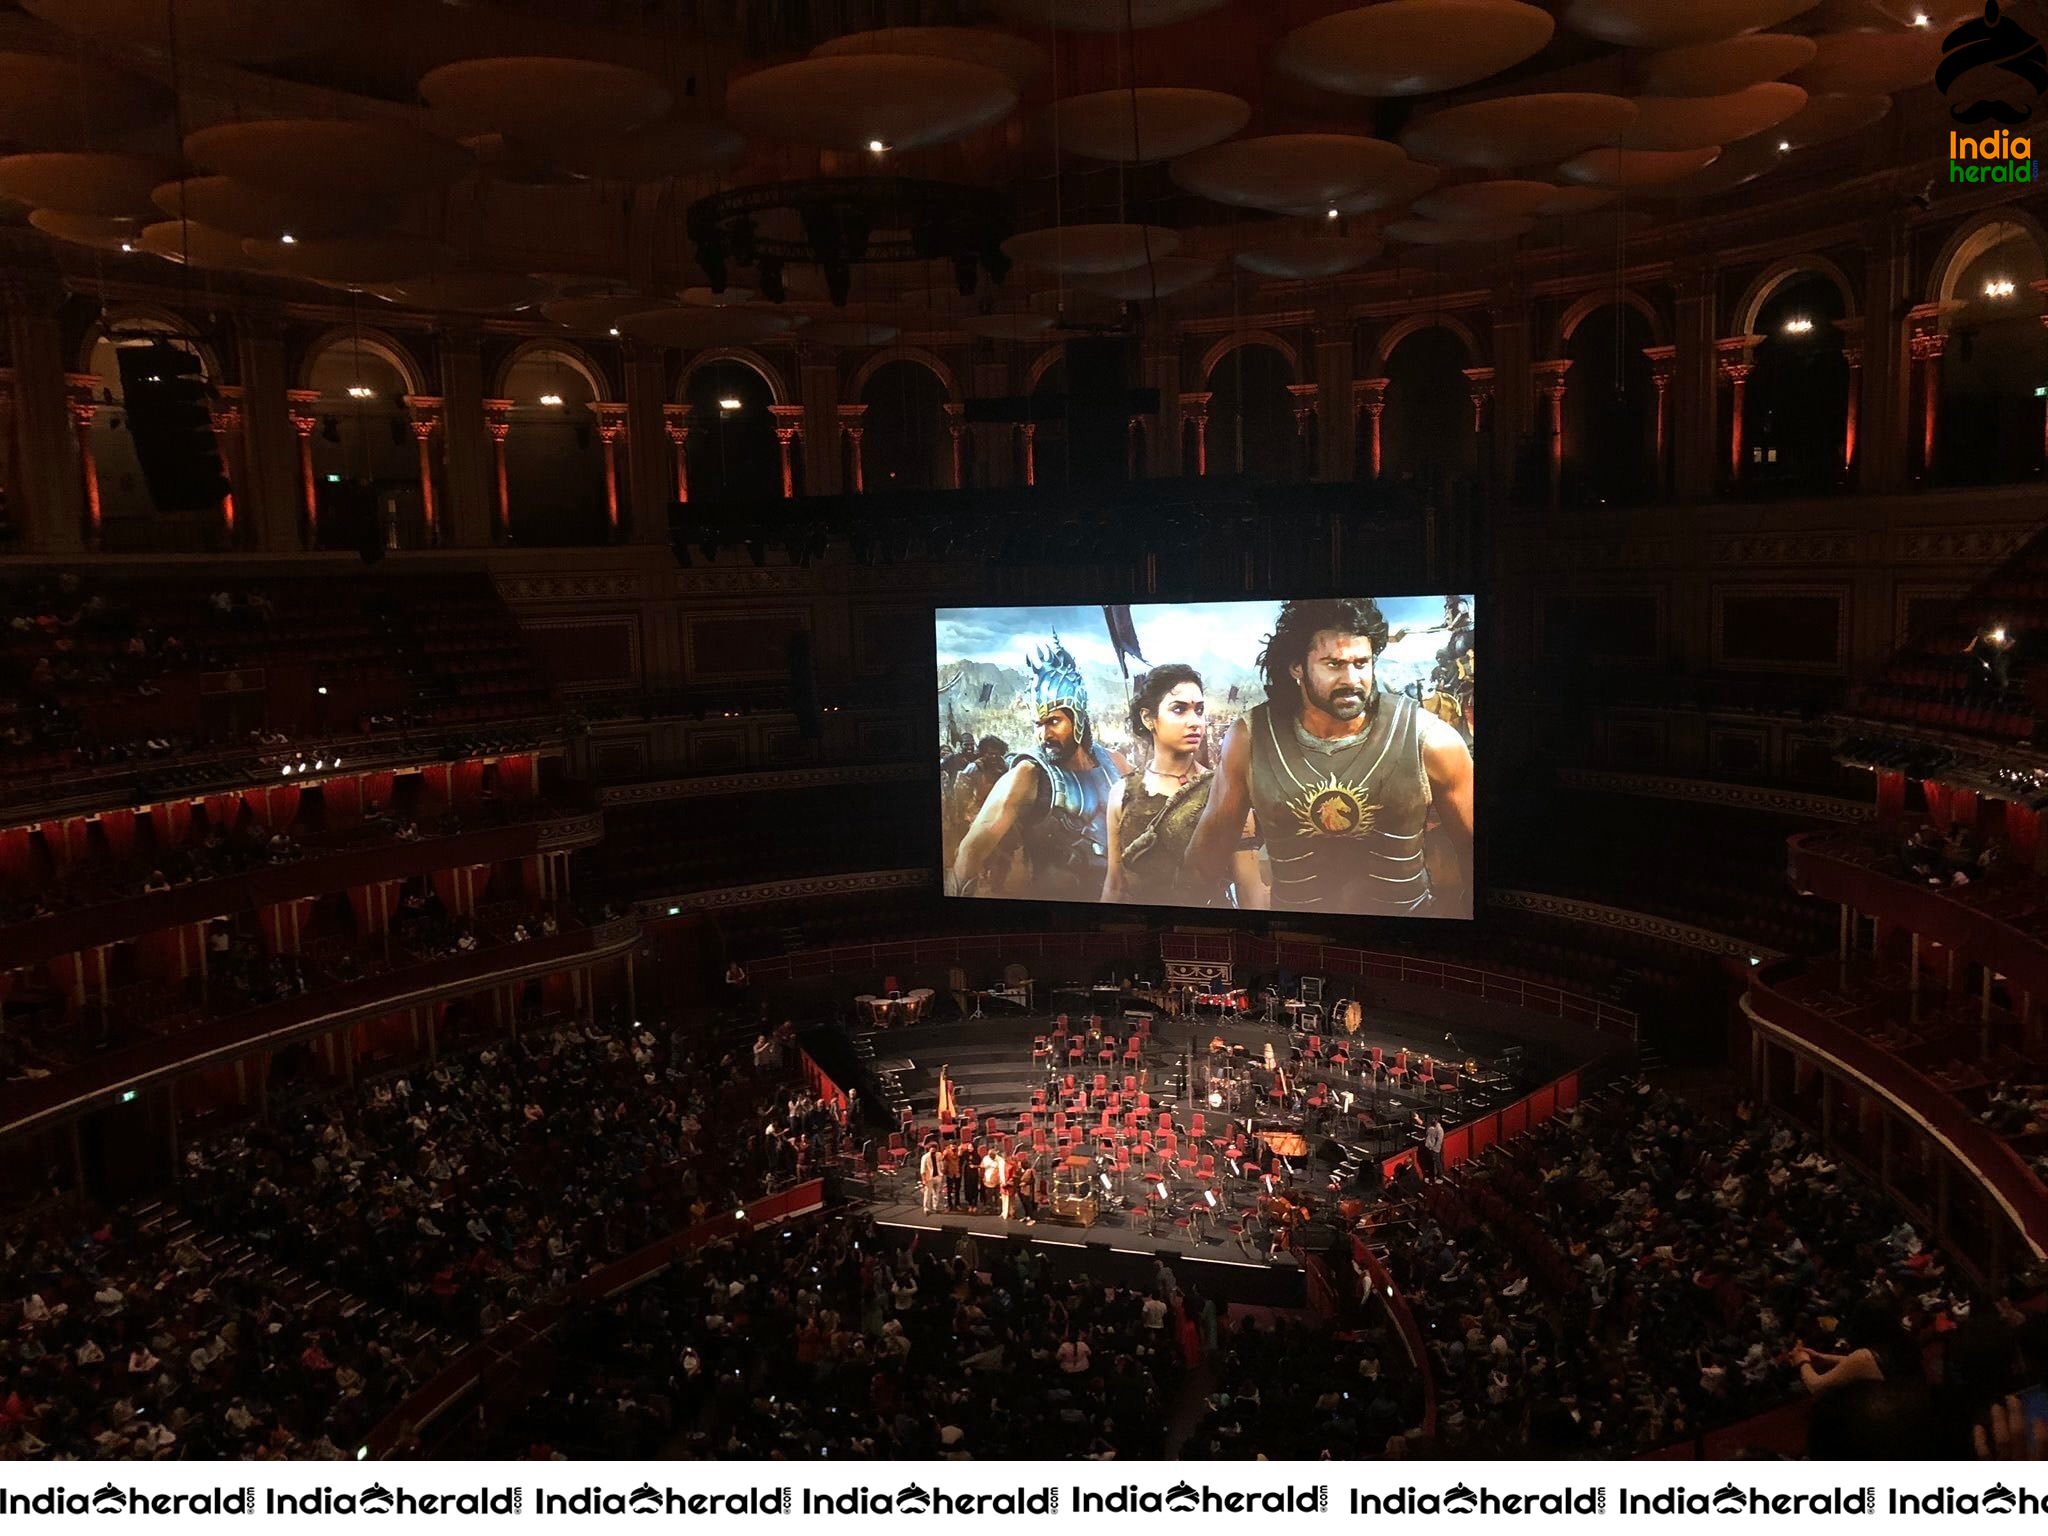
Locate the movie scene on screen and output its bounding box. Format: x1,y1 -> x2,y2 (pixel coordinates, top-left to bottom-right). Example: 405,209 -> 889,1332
936,596 -> 1475,918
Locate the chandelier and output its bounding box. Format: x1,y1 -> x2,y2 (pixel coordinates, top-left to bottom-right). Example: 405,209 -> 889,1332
685,177 -> 1011,307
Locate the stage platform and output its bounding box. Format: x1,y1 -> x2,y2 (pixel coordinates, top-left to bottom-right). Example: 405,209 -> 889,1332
854,1007 -> 1549,1140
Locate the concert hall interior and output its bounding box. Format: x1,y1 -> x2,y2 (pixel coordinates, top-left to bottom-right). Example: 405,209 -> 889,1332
4,0 -> 2048,1470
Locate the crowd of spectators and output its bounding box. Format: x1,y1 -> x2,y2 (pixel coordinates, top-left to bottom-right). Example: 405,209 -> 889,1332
485,1217 -> 1210,1460
1381,1084 -> 2023,1456
1,1009 -> 826,1459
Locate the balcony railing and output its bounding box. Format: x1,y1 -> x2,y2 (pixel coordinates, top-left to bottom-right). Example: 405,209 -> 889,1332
0,807 -> 602,972
0,915 -> 640,1141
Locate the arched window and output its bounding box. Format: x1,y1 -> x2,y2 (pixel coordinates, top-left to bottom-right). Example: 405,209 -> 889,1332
304,339 -> 423,551
1937,223 -> 2048,486
860,359 -> 949,491
683,360 -> 782,505
1750,275 -> 1851,496
1563,304 -> 1656,508
500,346 -> 606,544
1383,327 -> 1473,490
1207,343 -> 1297,479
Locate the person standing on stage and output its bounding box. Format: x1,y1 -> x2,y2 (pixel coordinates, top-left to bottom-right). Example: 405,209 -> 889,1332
940,1139 -> 962,1211
980,1143 -> 1006,1217
1185,597 -> 1474,917
1423,1114 -> 1446,1181
1015,1155 -> 1038,1226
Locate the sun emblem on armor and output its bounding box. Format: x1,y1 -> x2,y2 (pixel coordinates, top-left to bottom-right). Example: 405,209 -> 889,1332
1286,772 -> 1379,839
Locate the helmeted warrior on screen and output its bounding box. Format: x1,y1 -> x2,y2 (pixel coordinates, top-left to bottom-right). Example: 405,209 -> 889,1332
947,636 -> 1129,900
1185,597 -> 1474,916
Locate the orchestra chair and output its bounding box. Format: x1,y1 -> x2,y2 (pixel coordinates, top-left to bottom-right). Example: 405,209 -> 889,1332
1137,1090 -> 1152,1115
1098,1038 -> 1118,1069
1157,1110 -> 1174,1135
1067,1038 -> 1085,1067
1123,1037 -> 1142,1069
880,1132 -> 907,1174
1190,1111 -> 1207,1141
1032,1036 -> 1052,1066
1128,1197 -> 1150,1232
1093,1071 -> 1109,1096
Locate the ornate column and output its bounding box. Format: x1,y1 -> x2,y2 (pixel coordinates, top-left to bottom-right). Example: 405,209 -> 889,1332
483,398 -> 512,540
1906,303 -> 1956,481
285,387 -> 320,544
1640,345 -> 1675,492
207,385 -> 244,544
402,394 -> 444,545
1314,328 -> 1354,482
1669,263 -> 1715,502
435,327 -> 492,547
1487,288 -> 1533,492
1532,359 -> 1571,505
2037,279 -> 2048,467
1354,377 -> 1389,479
1714,335 -> 1762,483
1286,382 -> 1319,481
1178,392 -> 1211,476
662,403 -> 693,504
1460,366 -> 1495,436
943,401 -> 966,489
1020,421 -> 1038,487
0,370 -> 14,533
592,401 -> 628,537
64,374 -> 101,550
837,402 -> 868,493
769,404 -> 804,499
1834,318 -> 1864,478
4,272 -> 85,553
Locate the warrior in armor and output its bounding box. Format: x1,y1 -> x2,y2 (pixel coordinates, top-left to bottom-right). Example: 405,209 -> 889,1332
1186,597 -> 1474,917
1104,664 -> 1267,908
948,636 -> 1129,900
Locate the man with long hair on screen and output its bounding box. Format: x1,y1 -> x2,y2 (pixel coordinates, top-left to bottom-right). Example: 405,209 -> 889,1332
948,636 -> 1129,900
1185,597 -> 1474,916
1103,664 -> 1266,908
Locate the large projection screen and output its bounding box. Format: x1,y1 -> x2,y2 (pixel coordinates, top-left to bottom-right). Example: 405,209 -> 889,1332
937,596 -> 1475,918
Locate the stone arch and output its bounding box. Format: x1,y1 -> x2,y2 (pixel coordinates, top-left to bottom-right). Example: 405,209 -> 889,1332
674,346 -> 788,406
493,338 -> 610,401
300,325 -> 427,396
1557,288 -> 1668,353
1373,312 -> 1483,372
1023,345 -> 1066,395
1929,209 -> 2048,313
78,304 -> 223,380
1731,256 -> 1857,339
850,345 -> 959,403
1199,328 -> 1300,384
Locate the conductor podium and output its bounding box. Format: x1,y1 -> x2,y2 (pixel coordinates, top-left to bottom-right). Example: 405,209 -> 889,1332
1049,1156 -> 1100,1227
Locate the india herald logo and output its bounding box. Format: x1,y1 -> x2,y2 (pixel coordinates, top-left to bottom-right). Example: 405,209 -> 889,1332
1939,1 -> 2048,125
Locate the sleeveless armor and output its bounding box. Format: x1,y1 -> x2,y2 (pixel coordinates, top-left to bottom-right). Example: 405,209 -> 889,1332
1246,691 -> 1433,914
1009,746 -> 1120,897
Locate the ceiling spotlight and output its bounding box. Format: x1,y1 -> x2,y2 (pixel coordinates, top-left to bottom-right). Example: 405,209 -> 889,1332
868,139 -> 888,154
316,685 -> 328,696
1985,276 -> 2016,299
538,392 -> 564,406
717,396 -> 743,411
1911,10 -> 1929,23
346,385 -> 374,399
279,232 -> 297,244
1325,206 -> 1340,220
314,758 -> 325,771
1776,139 -> 1791,153
1782,315 -> 1814,334
608,326 -> 620,336
119,242 -> 133,252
